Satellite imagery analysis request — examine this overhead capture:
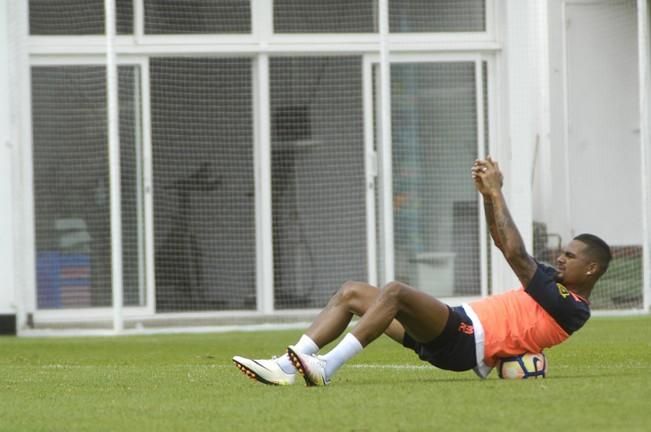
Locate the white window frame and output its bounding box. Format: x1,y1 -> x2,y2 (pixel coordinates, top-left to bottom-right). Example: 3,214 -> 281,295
18,0 -> 503,327
27,0 -> 499,56
27,56 -> 154,323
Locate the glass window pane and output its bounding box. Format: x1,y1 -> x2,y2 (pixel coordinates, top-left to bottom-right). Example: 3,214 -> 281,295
390,0 -> 485,33
274,0 -> 376,33
29,0 -> 133,35
390,62 -> 480,296
32,65 -> 142,308
270,57 -> 367,309
150,58 -> 255,311
144,0 -> 251,34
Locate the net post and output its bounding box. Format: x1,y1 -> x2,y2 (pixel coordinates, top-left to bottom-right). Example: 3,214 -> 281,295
252,0 -> 274,314
363,56 -> 378,287
475,59 -> 489,298
378,0 -> 394,283
7,0 -> 32,333
637,0 -> 651,313
105,0 -> 124,332
254,53 -> 274,315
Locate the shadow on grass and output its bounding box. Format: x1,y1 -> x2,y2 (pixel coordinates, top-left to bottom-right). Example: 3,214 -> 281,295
339,370 -> 640,385
541,371 -> 642,380
341,376 -> 480,385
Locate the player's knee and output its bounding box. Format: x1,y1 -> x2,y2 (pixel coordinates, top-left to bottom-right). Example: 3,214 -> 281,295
380,281 -> 408,303
338,280 -> 363,304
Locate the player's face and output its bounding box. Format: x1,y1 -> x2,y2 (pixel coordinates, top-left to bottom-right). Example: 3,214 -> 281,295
555,240 -> 592,285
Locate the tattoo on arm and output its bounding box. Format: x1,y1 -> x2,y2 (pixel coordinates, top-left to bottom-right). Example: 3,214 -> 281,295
492,197 -> 524,255
483,199 -> 503,249
483,192 -> 536,286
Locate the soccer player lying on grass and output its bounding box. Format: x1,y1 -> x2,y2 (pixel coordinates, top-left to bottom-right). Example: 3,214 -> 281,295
233,156 -> 612,386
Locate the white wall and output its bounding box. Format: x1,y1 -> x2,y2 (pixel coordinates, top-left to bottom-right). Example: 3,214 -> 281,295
492,0 -> 541,292
543,0 -> 569,243
544,0 -> 641,246
637,0 -> 651,312
0,1 -> 16,316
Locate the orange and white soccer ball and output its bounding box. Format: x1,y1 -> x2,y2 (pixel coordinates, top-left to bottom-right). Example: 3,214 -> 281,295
497,352 -> 547,379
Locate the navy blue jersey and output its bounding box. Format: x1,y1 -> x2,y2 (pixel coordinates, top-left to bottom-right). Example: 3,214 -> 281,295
525,262 -> 591,334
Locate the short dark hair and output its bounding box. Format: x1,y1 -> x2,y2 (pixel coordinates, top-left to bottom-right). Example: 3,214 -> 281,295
574,233 -> 612,275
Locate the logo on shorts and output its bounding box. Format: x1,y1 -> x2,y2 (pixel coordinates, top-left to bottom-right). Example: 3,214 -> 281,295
458,322 -> 474,335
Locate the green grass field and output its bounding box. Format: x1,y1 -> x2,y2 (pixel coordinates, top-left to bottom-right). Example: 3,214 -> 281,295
1,316 -> 650,431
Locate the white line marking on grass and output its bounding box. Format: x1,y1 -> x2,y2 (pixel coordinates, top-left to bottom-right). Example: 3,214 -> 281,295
218,364 -> 433,370
26,363 -> 651,371
20,322 -> 316,338
349,364 -> 433,370
222,364 -> 432,370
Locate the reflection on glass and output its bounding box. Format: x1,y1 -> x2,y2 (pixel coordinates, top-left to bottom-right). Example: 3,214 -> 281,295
274,0 -> 376,33
29,0 -> 133,35
31,65 -> 142,308
151,58 -> 256,311
391,62 -> 480,296
144,0 -> 251,34
389,0 -> 485,33
270,57 -> 367,309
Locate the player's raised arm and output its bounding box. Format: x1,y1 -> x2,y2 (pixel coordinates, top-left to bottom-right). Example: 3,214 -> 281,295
471,156 -> 537,287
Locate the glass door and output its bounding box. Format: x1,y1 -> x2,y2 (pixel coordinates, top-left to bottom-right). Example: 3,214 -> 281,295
372,57 -> 488,298
31,64 -> 146,309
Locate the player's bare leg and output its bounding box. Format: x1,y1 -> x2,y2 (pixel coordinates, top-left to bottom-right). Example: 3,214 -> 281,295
352,281 -> 449,346
288,281 -> 450,386
234,280 -> 403,385
305,281 -> 406,347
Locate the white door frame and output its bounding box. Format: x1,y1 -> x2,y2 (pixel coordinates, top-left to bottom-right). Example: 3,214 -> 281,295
27,56 -> 154,323
363,52 -> 493,301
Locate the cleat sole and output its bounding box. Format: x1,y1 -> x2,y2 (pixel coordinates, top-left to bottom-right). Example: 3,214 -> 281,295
232,359 -> 279,386
287,347 -> 316,387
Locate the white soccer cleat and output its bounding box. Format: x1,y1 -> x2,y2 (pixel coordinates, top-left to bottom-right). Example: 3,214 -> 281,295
232,355 -> 296,386
287,345 -> 329,386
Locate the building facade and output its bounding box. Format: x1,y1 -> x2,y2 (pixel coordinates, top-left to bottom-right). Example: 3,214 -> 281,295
0,0 -> 648,335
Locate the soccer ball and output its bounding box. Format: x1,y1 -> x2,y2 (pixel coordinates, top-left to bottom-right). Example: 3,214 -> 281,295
497,352 -> 547,379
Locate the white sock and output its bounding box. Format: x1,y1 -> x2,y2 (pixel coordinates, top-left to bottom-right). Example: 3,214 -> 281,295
276,334 -> 319,374
321,333 -> 363,379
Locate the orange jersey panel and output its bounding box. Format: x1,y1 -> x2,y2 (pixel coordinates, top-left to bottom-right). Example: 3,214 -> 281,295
470,288 -> 569,367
